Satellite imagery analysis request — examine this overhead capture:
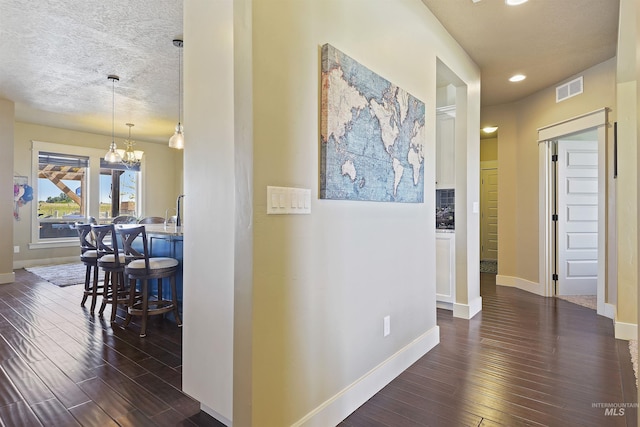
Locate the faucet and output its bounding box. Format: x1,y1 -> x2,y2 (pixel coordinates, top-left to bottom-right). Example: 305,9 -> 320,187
176,194 -> 185,227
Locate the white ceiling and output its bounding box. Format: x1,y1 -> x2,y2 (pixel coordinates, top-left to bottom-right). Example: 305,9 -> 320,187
0,1 -> 619,144
0,0 -> 183,143
423,0 -> 620,106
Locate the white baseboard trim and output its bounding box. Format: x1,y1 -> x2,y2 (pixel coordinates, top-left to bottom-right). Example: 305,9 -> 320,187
614,320 -> 637,341
13,256 -> 79,270
603,303 -> 615,320
436,301 -> 453,311
0,272 -> 15,284
496,274 -> 545,296
453,296 -> 482,319
292,325 -> 440,427
200,403 -> 231,426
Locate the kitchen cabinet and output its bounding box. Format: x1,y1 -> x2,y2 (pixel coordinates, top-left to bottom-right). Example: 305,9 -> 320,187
436,231 -> 455,309
436,107 -> 456,189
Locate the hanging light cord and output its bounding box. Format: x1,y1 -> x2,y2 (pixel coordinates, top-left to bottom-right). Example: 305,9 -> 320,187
112,77 -> 115,141
178,43 -> 182,126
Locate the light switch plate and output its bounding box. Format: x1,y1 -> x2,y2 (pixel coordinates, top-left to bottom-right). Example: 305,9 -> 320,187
267,186 -> 311,214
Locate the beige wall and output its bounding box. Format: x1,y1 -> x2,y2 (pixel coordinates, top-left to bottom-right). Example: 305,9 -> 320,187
0,99 -> 15,283
183,0 -> 480,425
480,137 -> 497,162
251,2 -> 478,424
483,58 -> 617,284
12,122 -> 183,267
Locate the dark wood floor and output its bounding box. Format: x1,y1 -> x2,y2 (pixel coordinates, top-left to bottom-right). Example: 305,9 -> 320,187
3,270 -> 636,426
0,268 -> 224,427
341,273 -> 638,427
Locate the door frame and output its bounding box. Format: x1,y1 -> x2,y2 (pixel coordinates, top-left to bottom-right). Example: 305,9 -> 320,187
537,108 -> 611,318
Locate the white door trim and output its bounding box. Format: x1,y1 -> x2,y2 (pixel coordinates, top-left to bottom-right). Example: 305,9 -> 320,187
537,108 -> 609,317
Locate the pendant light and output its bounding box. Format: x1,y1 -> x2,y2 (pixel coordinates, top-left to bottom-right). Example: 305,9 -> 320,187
168,38 -> 185,149
117,123 -> 144,168
105,75 -> 122,163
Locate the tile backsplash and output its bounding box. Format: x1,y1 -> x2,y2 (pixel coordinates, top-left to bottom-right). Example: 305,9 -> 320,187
436,189 -> 455,229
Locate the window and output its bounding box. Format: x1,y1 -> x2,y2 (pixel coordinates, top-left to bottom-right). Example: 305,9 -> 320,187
37,152 -> 89,239
99,159 -> 141,221
31,141 -> 143,247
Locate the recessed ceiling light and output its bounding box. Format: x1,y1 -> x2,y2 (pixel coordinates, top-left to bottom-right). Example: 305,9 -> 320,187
509,74 -> 526,82
505,0 -> 528,5
483,126 -> 498,134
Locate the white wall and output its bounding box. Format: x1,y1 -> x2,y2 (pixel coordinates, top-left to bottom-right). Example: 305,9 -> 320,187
182,0 -> 236,423
182,0 -> 480,425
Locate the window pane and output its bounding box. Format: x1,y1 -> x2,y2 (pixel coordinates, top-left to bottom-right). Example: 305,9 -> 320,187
119,170 -> 138,216
38,153 -> 88,239
99,167 -> 140,221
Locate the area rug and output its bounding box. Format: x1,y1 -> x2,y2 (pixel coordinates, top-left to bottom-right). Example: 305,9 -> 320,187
555,294 -> 597,310
25,262 -> 103,287
480,260 -> 497,274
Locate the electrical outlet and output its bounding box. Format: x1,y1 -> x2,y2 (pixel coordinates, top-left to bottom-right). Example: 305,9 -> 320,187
13,246 -> 19,254
383,315 -> 391,337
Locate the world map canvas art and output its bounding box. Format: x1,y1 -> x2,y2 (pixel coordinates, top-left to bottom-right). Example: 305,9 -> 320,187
320,43 -> 426,203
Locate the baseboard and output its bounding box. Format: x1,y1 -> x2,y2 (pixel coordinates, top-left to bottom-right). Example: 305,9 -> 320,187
453,296 -> 482,319
614,320 -> 637,341
13,256 -> 79,270
496,274 -> 545,296
292,325 -> 441,427
200,403 -> 231,427
436,301 -> 453,310
0,271 -> 15,284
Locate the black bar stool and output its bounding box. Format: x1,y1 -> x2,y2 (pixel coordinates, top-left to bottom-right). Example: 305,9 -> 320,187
118,225 -> 182,337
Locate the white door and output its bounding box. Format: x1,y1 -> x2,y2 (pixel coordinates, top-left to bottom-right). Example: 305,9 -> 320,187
480,168 -> 498,261
557,138 -> 598,295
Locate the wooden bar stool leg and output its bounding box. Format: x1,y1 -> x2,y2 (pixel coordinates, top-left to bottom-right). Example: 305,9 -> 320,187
124,277 -> 136,327
90,270 -> 105,315
98,271 -> 110,318
140,279 -> 149,338
81,264 -> 91,307
107,271 -> 119,322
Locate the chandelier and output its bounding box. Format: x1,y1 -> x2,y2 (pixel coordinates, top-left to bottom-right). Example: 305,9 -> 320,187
117,123 -> 144,168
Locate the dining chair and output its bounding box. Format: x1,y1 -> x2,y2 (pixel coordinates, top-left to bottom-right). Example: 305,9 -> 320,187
118,225 -> 182,337
112,215 -> 138,224
138,216 -> 165,224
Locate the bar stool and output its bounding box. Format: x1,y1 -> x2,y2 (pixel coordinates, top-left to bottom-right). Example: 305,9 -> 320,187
118,225 -> 182,337
92,224 -> 129,323
76,223 -> 103,314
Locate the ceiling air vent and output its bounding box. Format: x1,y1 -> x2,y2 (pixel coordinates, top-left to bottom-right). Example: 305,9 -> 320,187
556,76 -> 583,103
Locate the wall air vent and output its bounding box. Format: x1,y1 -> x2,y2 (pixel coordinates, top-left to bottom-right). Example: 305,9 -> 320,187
556,76 -> 583,103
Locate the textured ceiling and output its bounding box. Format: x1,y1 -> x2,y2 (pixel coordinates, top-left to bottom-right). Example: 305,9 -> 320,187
423,0 -> 619,106
0,0 -> 182,143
